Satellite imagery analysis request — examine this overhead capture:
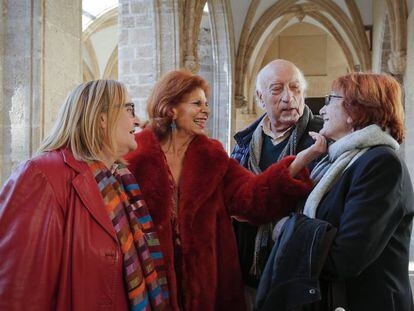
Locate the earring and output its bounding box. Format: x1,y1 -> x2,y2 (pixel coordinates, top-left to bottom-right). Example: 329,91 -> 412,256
171,119 -> 177,130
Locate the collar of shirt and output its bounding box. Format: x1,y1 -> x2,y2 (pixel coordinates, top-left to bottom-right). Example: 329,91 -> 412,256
261,115 -> 292,146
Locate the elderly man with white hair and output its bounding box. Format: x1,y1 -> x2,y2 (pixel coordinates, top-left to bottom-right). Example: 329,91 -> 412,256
231,59 -> 323,310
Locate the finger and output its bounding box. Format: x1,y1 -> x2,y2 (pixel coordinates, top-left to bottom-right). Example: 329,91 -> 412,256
309,132 -> 323,142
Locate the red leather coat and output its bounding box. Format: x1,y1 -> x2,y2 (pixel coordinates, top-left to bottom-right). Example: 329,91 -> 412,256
0,149 -> 129,310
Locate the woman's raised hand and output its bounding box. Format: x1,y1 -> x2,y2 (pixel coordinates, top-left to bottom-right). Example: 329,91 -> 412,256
289,131 -> 327,177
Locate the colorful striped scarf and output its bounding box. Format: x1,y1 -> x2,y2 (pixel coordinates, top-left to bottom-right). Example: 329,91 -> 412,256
88,161 -> 169,311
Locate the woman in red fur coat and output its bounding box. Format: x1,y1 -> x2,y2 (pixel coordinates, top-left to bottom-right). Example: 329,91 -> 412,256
125,70 -> 325,311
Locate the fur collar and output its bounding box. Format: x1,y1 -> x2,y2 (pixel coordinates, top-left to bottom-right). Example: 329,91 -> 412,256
127,128 -> 230,227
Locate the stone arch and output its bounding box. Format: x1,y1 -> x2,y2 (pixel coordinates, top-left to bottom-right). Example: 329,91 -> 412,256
205,0 -> 235,150
154,0 -> 181,76
82,8 -> 118,81
236,1 -> 369,110
234,0 -> 292,106
236,0 -> 371,111
181,0 -> 207,72
385,0 -> 408,75
244,16 -> 353,113
244,14 -> 294,113
380,14 -> 392,73
83,39 -> 100,79
83,8 -> 117,41
83,61 -> 95,81
311,0 -> 370,68
344,0 -> 371,62
103,47 -> 118,79
305,11 -> 355,69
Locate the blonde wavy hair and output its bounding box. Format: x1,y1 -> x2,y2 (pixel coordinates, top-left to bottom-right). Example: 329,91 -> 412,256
38,79 -> 129,161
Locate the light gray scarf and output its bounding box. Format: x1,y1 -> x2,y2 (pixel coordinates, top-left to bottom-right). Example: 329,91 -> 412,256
303,124 -> 399,218
248,106 -> 313,278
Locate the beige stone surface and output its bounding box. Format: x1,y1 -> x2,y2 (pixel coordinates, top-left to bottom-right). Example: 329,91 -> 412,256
0,0 -> 5,185
0,0 -> 82,185
404,8 -> 414,183
372,0 -> 401,74
118,0 -> 157,118
279,35 -> 327,76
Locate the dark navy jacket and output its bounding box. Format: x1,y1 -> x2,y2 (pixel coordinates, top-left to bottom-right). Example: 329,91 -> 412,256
307,145 -> 414,311
255,214 -> 336,311
231,112 -> 323,287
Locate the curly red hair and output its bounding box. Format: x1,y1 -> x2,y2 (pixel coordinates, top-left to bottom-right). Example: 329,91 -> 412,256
332,72 -> 405,143
147,70 -> 210,140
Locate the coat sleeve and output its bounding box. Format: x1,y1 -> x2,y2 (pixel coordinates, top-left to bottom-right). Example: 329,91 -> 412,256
0,161 -> 64,310
322,152 -> 408,280
223,156 -> 313,224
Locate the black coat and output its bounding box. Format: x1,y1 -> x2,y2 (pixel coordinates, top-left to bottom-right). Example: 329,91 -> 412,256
231,112 -> 323,288
256,214 -> 336,311
311,145 -> 414,311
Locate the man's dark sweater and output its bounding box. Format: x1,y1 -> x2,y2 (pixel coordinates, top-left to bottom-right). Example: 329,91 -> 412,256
259,135 -> 289,171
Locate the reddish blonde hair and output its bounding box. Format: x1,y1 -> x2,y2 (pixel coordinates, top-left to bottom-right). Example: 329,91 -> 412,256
332,72 -> 405,143
147,70 -> 210,140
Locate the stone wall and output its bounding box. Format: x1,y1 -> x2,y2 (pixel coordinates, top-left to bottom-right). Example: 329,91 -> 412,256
0,0 -> 4,185
405,6 -> 414,194
405,4 -> 414,284
380,15 -> 392,73
0,0 -> 82,185
118,0 -> 157,118
371,0 -> 387,72
207,0 -> 234,151
118,0 -> 180,119
198,12 -> 214,137
43,0 -> 83,134
370,0 -> 392,74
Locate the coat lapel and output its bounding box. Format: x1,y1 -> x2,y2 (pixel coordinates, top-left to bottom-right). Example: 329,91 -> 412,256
129,130 -> 229,224
125,129 -> 174,228
61,149 -> 118,242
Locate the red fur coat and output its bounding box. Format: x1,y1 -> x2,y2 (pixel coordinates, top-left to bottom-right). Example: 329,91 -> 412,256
125,129 -> 312,311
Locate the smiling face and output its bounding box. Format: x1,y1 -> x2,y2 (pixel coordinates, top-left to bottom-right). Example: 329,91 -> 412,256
100,98 -> 138,162
172,87 -> 210,138
256,61 -> 305,132
113,101 -> 138,156
319,89 -> 354,141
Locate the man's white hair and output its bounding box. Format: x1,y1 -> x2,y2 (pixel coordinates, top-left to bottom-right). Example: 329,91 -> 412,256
255,60 -> 308,94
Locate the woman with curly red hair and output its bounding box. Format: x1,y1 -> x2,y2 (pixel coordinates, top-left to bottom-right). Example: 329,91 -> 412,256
125,70 -> 325,310
300,72 -> 413,310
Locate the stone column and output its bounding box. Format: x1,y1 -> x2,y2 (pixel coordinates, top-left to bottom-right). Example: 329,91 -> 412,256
198,12 -> 214,137
208,0 -> 234,151
404,8 -> 414,188
0,0 -> 5,185
0,0 -> 82,185
118,0 -> 180,119
404,4 -> 414,286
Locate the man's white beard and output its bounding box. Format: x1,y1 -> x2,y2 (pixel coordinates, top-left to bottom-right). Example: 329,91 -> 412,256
280,113 -> 299,124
